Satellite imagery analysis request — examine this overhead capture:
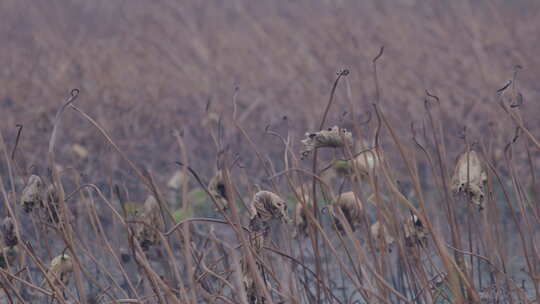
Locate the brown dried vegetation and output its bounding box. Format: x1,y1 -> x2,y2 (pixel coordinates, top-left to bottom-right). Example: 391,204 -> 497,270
327,191 -> 364,233
134,195 -> 163,250
47,254 -> 73,289
208,170 -> 230,211
451,150 -> 488,210
370,221 -> 395,251
249,190 -> 289,224
20,175 -> 44,213
301,126 -> 353,159
404,214 -> 428,248
1,2 -> 539,302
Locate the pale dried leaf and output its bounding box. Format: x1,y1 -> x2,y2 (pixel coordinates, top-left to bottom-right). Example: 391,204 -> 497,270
72,143 -> 89,159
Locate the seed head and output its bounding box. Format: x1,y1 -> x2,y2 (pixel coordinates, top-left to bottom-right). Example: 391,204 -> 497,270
249,191 -> 289,223
20,175 -> 43,213
48,253 -> 73,287
301,126 -> 353,159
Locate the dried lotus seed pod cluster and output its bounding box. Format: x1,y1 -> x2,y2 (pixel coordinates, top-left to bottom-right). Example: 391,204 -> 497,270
301,126 -> 353,159
249,190 -> 289,224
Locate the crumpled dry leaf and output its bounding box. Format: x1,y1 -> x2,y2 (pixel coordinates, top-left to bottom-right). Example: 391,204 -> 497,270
48,254 -> 73,287
370,221 -> 395,250
301,126 -> 353,159
71,143 -> 88,159
451,150 -> 487,210
208,170 -> 229,211
202,112 -> 219,127
249,191 -> 289,223
333,148 -> 381,178
404,214 -> 427,247
135,196 -> 163,250
20,175 -> 43,213
329,191 -> 363,233
352,149 -> 381,176
167,170 -> 187,190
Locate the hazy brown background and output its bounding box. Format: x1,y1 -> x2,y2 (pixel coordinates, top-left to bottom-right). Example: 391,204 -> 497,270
1,0 -> 539,189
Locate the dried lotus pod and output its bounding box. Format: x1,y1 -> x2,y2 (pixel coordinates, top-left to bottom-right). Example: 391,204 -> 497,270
404,214 -> 428,247
451,150 -> 487,210
249,191 -> 289,223
370,221 -> 395,251
301,126 -> 353,159
2,217 -> 17,248
135,196 -> 163,250
0,247 -> 18,268
328,191 -> 363,233
451,150 -> 487,190
20,175 -> 43,212
208,170 -> 229,211
48,254 -> 73,288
